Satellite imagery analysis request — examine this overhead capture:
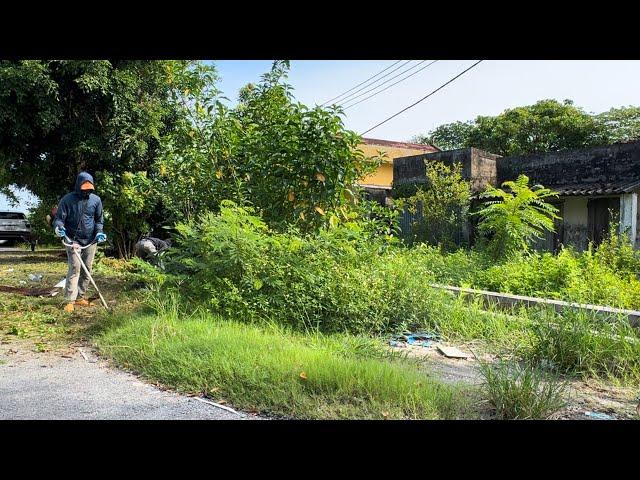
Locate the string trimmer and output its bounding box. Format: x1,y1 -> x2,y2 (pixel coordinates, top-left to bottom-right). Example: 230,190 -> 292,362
61,235 -> 108,310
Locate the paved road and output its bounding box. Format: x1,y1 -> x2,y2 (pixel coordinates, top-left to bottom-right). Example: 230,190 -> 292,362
0,345 -> 254,420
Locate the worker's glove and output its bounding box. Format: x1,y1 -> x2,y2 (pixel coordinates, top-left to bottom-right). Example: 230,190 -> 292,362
54,226 -> 66,238
96,233 -> 107,243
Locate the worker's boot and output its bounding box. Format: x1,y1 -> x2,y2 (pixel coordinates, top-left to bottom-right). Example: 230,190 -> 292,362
75,298 -> 90,307
63,302 -> 75,313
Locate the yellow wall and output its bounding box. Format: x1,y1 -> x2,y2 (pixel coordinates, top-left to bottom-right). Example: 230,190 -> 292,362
358,143 -> 432,187
362,162 -> 394,186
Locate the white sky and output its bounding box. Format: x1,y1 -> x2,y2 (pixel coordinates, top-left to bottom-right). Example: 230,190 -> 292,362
4,60 -> 640,211
215,60 -> 640,141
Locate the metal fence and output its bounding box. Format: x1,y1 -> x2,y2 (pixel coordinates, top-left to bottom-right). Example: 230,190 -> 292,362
398,203 -> 468,248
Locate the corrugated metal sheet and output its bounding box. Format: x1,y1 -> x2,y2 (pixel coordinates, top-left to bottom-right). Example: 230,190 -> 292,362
552,179 -> 640,196
469,179 -> 640,199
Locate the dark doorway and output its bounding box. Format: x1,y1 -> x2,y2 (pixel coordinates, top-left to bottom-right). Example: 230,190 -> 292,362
587,197 -> 620,246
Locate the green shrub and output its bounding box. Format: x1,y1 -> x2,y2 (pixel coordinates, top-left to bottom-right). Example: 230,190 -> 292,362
474,175 -> 560,259
473,249 -> 582,300
593,223 -> 640,278
394,161 -> 471,249
418,244 -> 640,310
478,359 -> 567,419
163,202 -> 532,340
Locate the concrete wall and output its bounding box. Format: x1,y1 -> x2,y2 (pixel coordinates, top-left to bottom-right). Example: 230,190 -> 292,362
360,186 -> 392,206
393,148 -> 501,192
497,141 -> 640,187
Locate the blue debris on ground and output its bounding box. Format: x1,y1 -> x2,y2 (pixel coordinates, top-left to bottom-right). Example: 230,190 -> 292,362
389,332 -> 440,348
584,411 -> 615,420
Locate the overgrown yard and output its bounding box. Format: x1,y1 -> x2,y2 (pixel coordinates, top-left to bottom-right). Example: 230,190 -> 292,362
0,249 -> 472,419
2,236 -> 639,420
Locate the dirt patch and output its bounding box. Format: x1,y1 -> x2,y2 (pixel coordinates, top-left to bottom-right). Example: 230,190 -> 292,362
391,341 -> 640,420
0,285 -> 58,296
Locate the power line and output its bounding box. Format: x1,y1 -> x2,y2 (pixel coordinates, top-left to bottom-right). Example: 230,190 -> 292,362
360,60 -> 484,136
342,60 -> 439,110
336,60 -> 427,107
320,60 -> 408,107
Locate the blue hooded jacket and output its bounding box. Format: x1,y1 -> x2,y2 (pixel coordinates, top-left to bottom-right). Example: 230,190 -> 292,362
53,172 -> 104,246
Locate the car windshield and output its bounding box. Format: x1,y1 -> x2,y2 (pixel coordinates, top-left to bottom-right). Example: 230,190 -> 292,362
0,212 -> 26,220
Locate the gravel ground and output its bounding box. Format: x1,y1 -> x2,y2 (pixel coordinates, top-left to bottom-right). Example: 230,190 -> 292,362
0,345 -> 257,420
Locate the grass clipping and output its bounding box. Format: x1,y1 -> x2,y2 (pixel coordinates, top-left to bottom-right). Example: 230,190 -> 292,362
97,311 -> 467,420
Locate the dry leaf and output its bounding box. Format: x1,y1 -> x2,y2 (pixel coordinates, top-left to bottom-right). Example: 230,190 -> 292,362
315,172 -> 326,182
299,371 -> 308,380
215,170 -> 223,179
288,191 -> 295,202
314,206 -> 325,216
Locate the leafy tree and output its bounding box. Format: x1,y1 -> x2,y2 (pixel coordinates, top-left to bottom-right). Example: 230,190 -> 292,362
152,64 -> 235,224
157,61 -> 379,233
595,106 -> 640,143
395,161 -> 471,248
0,60 -> 214,257
414,99 -> 609,156
474,175 -> 560,259
469,100 -> 608,156
411,121 -> 474,151
232,61 -> 378,232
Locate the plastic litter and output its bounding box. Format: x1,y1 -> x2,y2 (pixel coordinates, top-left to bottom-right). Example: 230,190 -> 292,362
584,411 -> 614,420
54,278 -> 66,288
389,331 -> 440,348
28,274 -> 43,282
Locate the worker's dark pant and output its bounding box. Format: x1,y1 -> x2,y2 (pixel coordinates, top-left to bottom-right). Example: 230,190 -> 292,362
64,243 -> 97,301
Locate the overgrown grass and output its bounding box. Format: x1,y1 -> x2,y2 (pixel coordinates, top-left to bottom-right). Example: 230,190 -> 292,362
478,359 -> 567,419
97,295 -> 471,419
523,309 -> 640,385
414,242 -> 640,310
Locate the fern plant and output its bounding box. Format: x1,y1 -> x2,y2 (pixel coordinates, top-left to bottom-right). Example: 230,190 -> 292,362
474,175 -> 560,259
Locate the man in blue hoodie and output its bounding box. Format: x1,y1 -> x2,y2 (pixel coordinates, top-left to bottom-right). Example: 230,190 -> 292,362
53,172 -> 107,313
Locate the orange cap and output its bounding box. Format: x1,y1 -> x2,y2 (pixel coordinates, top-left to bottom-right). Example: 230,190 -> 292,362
80,181 -> 94,191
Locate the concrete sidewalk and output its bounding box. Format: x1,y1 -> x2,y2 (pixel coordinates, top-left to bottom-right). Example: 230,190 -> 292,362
0,345 -> 254,420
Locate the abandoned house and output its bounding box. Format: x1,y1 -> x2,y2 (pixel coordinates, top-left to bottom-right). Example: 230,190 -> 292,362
391,140 -> 640,251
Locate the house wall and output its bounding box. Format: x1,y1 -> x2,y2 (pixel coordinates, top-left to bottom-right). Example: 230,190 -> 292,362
358,142 -> 436,188
562,197 -> 589,251
360,163 -> 393,187
620,192 -> 639,248
392,141 -> 640,251
637,194 -> 640,249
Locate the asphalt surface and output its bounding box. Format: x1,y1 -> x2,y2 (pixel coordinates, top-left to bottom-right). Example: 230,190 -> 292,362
0,346 -> 254,420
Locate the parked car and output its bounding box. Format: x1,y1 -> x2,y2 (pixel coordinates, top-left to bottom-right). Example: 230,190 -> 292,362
0,211 -> 36,251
